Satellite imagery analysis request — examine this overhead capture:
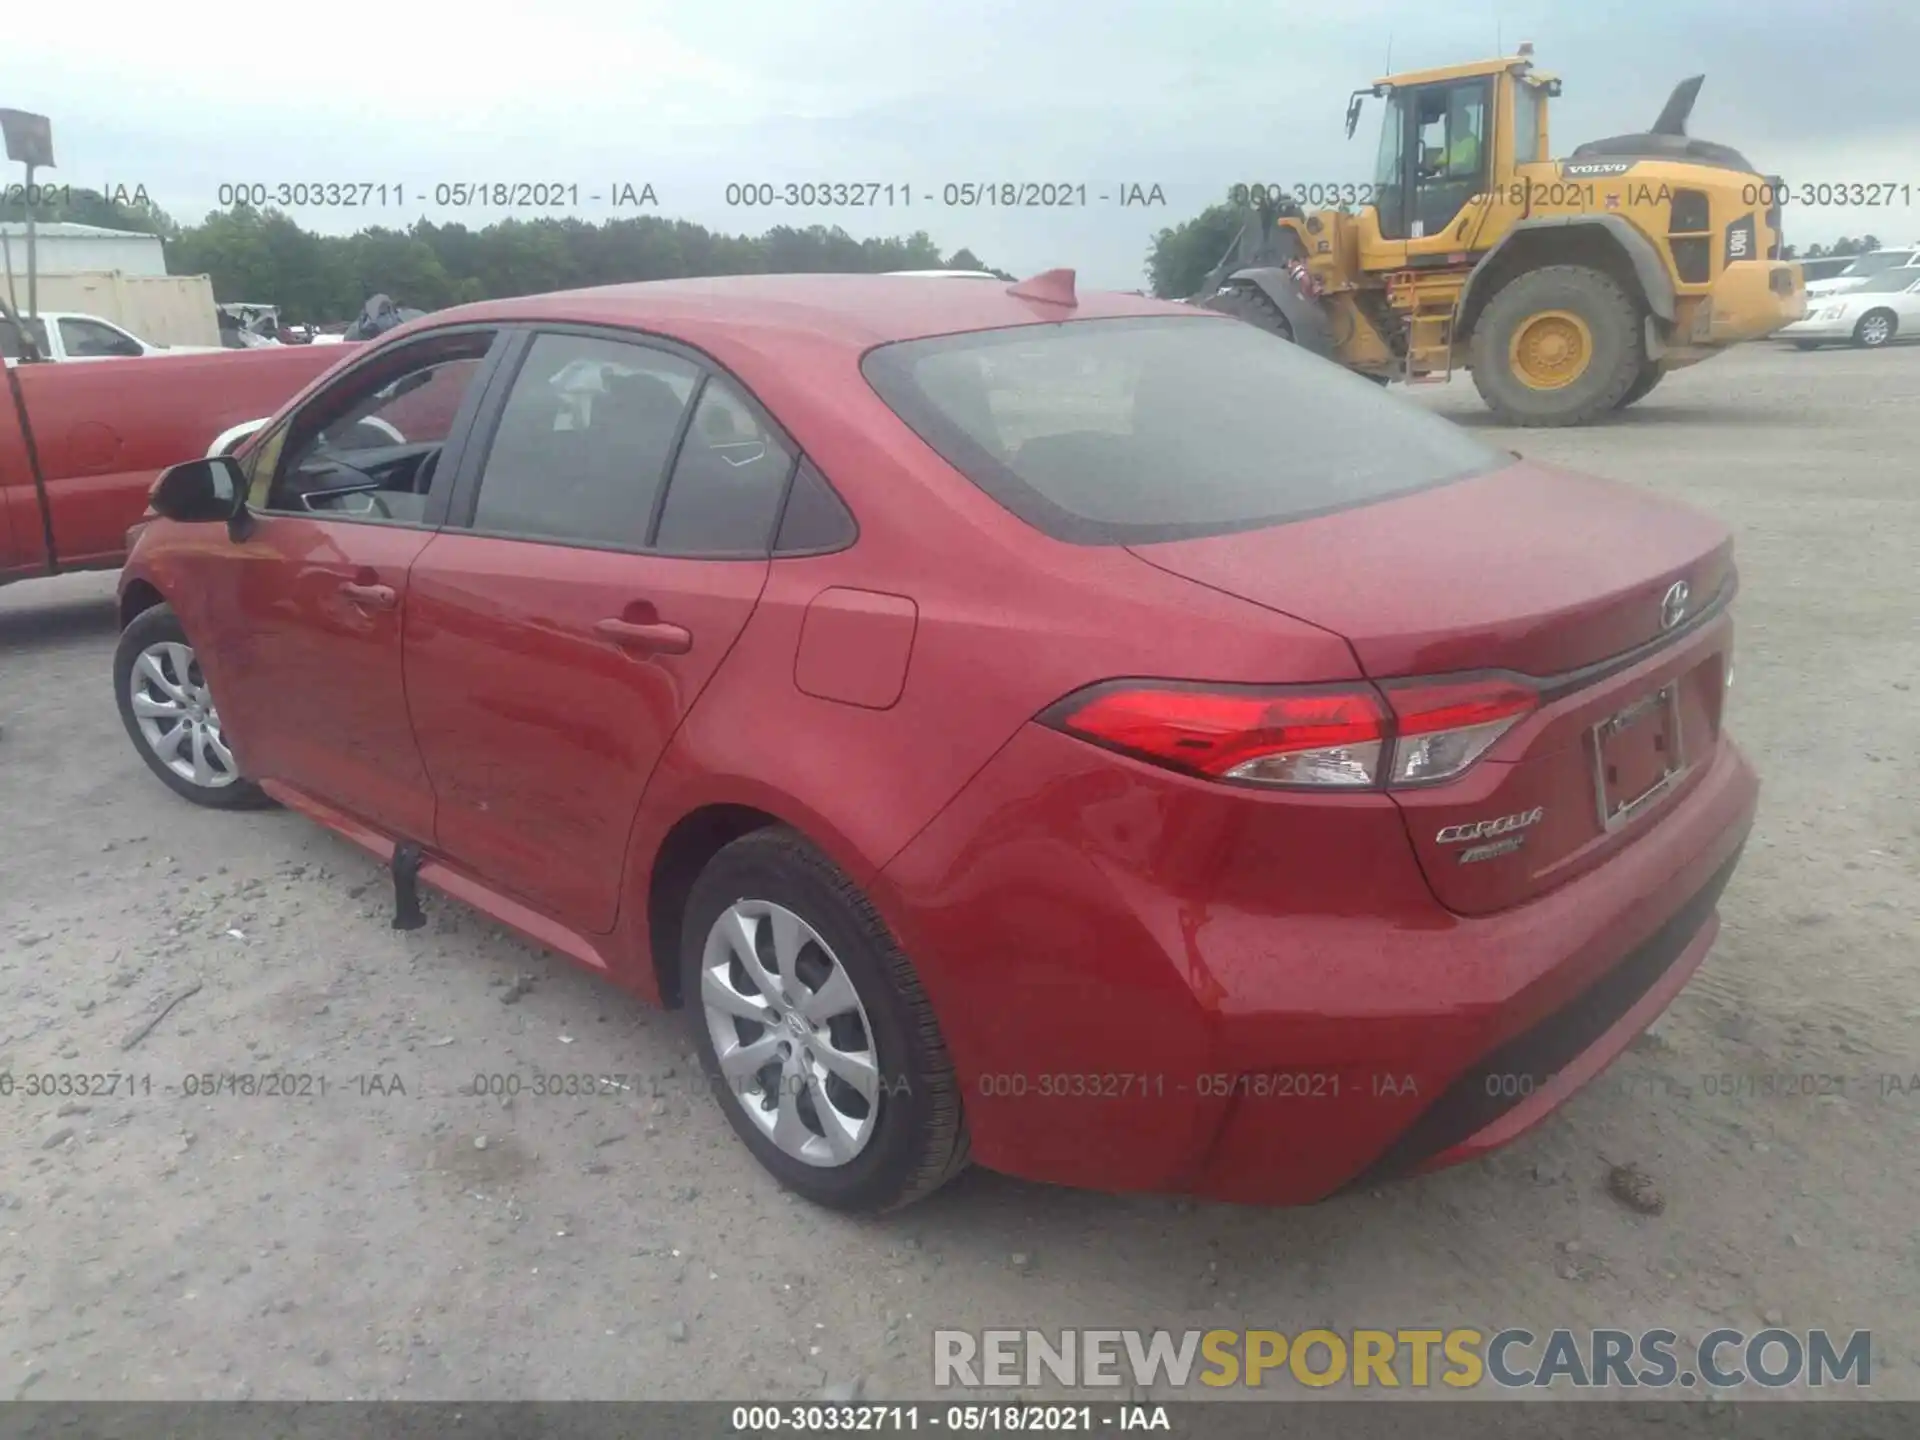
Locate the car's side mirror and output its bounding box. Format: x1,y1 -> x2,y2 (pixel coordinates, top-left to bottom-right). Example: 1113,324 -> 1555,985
151,456 -> 246,523
153,456 -> 254,538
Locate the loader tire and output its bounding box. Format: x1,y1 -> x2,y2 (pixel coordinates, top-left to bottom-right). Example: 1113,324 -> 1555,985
1205,284 -> 1295,342
1469,265 -> 1644,427
1615,363 -> 1665,409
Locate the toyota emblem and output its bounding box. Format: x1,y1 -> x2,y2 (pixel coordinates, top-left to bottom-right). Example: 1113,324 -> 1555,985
1659,580 -> 1691,631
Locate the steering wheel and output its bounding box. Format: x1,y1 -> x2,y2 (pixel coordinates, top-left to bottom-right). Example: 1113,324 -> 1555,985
306,490 -> 391,520
324,416 -> 408,451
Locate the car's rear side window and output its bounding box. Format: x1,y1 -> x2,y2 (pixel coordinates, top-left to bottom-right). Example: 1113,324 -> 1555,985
470,334 -> 701,548
861,314 -> 1504,544
653,376 -> 797,554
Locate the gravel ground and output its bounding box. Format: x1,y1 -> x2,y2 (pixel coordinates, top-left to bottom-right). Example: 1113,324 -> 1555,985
0,340 -> 1915,1404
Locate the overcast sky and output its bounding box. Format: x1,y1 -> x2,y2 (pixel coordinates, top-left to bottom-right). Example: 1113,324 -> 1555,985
10,0 -> 1919,290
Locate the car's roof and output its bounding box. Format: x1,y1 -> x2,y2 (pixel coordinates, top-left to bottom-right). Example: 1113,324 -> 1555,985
421,272 -> 1194,351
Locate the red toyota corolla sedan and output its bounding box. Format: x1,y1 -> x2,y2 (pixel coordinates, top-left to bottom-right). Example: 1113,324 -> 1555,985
113,271 -> 1757,1212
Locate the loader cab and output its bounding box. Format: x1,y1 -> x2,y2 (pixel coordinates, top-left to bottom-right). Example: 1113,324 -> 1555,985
1374,78 -> 1491,242
1362,56 -> 1557,256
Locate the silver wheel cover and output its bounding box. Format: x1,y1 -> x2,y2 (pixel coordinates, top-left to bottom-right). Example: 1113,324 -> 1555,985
700,899 -> 882,1167
129,641 -> 239,789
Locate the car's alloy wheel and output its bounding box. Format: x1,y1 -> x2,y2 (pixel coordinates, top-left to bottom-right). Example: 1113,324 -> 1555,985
699,899 -> 881,1166
682,828 -> 969,1211
113,603 -> 272,809
1854,311 -> 1895,348
129,641 -> 238,789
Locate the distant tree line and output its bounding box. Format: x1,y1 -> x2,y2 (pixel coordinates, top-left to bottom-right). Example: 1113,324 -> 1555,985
0,188 -> 1013,323
1783,235 -> 1881,260
1145,195 -> 1251,299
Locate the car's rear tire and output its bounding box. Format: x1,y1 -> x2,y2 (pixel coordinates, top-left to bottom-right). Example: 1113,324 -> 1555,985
1469,265 -> 1645,426
113,603 -> 271,809
682,827 -> 969,1212
1853,309 -> 1897,348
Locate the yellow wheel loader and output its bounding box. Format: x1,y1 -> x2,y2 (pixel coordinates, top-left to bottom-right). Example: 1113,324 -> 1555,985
1193,48 -> 1807,425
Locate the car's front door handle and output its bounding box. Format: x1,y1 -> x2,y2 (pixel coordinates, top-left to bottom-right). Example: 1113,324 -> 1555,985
340,581 -> 398,609
595,617 -> 692,655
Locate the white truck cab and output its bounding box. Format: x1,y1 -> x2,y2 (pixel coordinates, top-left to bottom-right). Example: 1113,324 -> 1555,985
1,310 -> 226,365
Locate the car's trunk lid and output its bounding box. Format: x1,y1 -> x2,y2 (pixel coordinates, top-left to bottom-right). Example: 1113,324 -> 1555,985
1127,460 -> 1736,913
1127,460 -> 1732,679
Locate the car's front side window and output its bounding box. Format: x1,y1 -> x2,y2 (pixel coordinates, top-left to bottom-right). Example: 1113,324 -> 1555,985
467,333 -> 702,549
262,331 -> 496,525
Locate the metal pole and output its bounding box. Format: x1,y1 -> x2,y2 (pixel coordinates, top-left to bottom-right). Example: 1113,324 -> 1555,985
24,161 -> 36,321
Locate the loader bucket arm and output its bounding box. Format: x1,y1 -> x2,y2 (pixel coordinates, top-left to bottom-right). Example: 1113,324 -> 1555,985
1193,197 -> 1303,299
1195,209 -> 1260,297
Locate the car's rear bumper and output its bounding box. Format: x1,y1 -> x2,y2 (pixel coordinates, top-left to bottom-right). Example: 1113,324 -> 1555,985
877,725 -> 1758,1205
1348,840 -> 1735,1186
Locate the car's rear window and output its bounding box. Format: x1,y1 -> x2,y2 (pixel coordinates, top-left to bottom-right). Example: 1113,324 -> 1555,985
861,314 -> 1504,544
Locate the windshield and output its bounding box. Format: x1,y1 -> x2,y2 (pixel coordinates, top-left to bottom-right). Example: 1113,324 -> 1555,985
861,314 -> 1504,544
1840,250 -> 1916,276
1847,269 -> 1920,295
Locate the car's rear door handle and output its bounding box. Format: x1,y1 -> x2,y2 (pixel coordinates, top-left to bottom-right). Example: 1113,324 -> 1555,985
340,581 -> 397,609
595,617 -> 692,655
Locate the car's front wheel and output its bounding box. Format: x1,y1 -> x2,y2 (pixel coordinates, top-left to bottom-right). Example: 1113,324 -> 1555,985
113,603 -> 271,809
683,828 -> 969,1212
1853,309 -> 1897,348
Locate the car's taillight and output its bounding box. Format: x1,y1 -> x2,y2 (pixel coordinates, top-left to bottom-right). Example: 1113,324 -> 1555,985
1039,676 -> 1537,790
1043,683 -> 1386,787
1377,677 -> 1537,786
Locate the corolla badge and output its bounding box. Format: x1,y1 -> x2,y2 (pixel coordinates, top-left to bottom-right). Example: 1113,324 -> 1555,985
1660,580 -> 1691,632
1435,807 -> 1546,845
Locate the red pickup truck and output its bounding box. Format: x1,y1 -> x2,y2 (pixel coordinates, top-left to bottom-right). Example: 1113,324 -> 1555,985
2,341 -> 344,587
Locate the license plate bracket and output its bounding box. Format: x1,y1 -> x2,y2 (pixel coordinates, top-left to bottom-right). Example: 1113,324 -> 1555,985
1592,682 -> 1686,832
